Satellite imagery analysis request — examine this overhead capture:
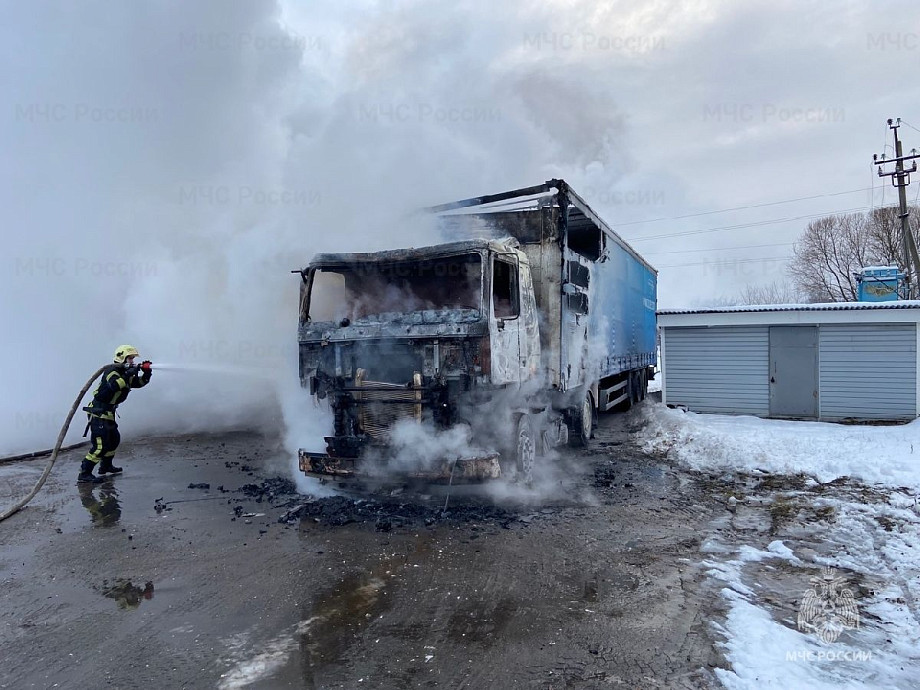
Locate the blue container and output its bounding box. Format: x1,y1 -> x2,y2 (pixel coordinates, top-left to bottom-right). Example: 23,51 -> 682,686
857,266 -> 903,302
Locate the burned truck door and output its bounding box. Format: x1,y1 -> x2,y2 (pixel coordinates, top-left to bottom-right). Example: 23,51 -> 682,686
489,254 -> 523,385
517,258 -> 542,380
561,253 -> 592,390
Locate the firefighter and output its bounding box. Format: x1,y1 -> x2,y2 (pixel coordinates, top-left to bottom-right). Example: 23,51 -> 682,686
78,345 -> 152,483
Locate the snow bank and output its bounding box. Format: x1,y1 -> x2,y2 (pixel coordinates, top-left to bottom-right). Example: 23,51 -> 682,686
713,588 -> 902,690
705,512 -> 920,689
642,404 -> 920,687
640,404 -> 920,492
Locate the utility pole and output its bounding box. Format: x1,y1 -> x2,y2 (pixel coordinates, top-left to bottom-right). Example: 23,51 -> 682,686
874,118 -> 920,299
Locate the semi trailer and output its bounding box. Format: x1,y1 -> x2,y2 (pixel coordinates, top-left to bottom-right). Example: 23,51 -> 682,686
295,179 -> 657,484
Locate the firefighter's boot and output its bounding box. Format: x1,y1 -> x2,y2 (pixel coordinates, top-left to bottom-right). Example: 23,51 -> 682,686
98,458 -> 123,475
77,460 -> 104,484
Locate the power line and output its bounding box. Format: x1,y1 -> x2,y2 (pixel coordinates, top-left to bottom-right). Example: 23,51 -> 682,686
616,187 -> 873,227
875,120 -> 920,207
900,119 -> 920,136
626,206 -> 872,242
872,161 -> 882,210
879,122 -> 894,207
655,255 -> 791,269
874,117 -> 920,298
645,241 -> 794,256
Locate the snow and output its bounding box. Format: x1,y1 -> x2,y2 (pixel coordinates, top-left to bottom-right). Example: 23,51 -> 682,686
641,405 -> 920,492
712,589 -> 891,690
702,512 -> 920,689
648,348 -> 662,393
636,404 -> 920,688
860,265 -> 900,273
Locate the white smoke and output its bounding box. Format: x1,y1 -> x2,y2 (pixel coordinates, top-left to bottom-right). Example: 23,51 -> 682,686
384,420 -> 490,474
0,0 -> 632,468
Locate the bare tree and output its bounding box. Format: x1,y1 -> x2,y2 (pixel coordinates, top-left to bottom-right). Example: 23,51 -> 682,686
702,280 -> 806,307
692,295 -> 742,308
866,206 -> 907,266
736,281 -> 806,305
695,207 -> 919,308
788,207 -> 919,302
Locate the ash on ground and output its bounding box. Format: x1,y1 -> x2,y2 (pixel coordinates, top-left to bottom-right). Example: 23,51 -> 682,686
179,463 -> 542,532
237,476 -> 299,502
279,495 -> 524,531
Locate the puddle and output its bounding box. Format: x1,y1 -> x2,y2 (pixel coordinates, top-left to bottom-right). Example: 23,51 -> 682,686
218,558 -> 396,688
98,578 -> 155,610
48,480 -> 124,534
298,568 -> 392,670
78,483 -> 122,528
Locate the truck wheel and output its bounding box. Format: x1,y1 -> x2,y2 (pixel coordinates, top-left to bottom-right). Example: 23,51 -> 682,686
514,414 -> 536,484
568,391 -> 594,447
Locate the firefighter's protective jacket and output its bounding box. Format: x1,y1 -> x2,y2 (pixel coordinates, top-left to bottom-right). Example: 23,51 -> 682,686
83,364 -> 150,421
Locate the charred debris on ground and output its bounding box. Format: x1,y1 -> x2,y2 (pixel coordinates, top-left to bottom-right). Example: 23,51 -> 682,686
156,460 -> 541,532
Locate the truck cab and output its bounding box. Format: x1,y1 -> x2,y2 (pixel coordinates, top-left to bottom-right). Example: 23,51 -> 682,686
296,239 -> 542,481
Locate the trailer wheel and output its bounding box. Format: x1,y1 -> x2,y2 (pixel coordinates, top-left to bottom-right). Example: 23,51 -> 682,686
568,391 -> 594,447
637,370 -> 647,402
514,414 -> 536,484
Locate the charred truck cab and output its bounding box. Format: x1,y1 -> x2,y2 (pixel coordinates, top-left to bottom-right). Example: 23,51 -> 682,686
296,180 -> 657,484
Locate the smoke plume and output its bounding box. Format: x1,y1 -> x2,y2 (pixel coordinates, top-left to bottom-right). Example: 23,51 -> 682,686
0,0 -> 631,486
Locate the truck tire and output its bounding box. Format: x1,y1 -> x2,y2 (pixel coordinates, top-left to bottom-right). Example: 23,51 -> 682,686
514,414 -> 536,484
568,390 -> 594,447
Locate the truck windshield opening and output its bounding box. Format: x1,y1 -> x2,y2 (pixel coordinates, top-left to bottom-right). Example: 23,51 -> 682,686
308,253 -> 482,323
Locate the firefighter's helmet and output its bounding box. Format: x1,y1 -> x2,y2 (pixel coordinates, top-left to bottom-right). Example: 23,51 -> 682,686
113,344 -> 140,364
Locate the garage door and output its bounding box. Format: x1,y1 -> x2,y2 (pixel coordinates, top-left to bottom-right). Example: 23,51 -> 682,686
769,326 -> 818,418
664,326 -> 769,415
819,324 -> 916,420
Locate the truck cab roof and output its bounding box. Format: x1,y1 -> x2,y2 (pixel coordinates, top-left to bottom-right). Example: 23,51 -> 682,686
307,238 -> 522,269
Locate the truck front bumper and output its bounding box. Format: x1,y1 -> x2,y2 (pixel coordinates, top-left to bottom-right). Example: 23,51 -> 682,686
298,449 -> 502,483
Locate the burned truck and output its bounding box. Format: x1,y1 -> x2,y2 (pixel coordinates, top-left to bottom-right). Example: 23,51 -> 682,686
295,179 -> 657,484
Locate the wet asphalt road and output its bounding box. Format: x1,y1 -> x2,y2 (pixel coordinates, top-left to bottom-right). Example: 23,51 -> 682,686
0,406 -> 727,689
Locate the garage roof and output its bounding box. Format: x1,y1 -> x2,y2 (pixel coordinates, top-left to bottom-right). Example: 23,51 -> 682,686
658,301 -> 920,327
659,301 -> 920,315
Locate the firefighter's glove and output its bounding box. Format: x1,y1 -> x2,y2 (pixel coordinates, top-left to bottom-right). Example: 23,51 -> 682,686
140,360 -> 153,379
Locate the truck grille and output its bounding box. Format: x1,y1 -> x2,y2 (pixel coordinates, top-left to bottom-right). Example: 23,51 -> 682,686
355,372 -> 422,440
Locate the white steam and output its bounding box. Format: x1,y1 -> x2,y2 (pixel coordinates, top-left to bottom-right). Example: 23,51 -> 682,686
385,420 -> 490,473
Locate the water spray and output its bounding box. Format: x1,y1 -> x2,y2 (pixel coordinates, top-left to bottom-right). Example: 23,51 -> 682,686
150,362 -> 277,379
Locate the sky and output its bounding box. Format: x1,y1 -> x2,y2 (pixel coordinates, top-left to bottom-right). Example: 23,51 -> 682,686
2,0 -> 920,453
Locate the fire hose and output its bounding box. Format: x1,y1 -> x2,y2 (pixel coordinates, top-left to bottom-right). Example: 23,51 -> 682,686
0,365 -> 109,523
0,442 -> 89,466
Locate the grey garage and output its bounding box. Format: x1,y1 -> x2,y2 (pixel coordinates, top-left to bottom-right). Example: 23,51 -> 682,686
657,302 -> 920,421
